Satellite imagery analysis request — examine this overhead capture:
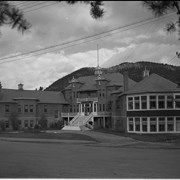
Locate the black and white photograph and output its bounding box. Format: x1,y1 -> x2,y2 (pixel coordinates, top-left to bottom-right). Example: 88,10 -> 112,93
0,1 -> 180,178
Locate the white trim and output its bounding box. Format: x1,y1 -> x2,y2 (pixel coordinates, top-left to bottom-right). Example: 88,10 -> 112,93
127,93 -> 180,111
127,116 -> 180,133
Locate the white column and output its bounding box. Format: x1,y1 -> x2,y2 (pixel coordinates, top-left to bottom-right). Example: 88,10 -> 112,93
78,103 -> 80,113
80,103 -> 82,113
92,102 -> 94,113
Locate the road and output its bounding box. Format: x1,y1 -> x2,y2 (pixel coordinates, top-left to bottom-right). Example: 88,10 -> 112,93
0,139 -> 180,178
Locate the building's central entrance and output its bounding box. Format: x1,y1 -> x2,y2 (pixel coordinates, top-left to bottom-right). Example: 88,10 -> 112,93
84,102 -> 92,116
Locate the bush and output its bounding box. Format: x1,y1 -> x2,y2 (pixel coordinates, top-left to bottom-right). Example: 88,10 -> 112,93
0,120 -> 6,131
38,114 -> 48,129
9,112 -> 20,130
49,121 -> 64,130
34,124 -> 40,130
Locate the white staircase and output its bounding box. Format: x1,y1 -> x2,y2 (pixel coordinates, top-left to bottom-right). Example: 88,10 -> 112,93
62,113 -> 93,131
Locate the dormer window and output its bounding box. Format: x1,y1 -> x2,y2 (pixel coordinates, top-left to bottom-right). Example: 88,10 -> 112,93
5,104 -> 10,113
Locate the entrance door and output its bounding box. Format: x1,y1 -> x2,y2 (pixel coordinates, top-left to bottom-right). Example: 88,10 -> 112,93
85,103 -> 92,116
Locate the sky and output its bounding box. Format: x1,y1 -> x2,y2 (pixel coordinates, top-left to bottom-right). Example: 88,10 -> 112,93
0,1 -> 179,90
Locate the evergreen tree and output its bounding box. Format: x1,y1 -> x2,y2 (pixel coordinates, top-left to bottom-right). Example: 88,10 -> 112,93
143,1 -> 180,40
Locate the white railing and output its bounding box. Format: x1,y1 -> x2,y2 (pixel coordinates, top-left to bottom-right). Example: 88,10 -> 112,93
69,113 -> 80,125
61,112 -> 77,117
77,97 -> 98,103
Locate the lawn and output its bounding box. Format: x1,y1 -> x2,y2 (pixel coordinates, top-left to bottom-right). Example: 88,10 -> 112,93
0,130 -> 96,142
94,129 -> 180,143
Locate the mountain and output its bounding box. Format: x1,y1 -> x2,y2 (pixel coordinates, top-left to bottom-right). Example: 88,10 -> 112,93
45,61 -> 180,92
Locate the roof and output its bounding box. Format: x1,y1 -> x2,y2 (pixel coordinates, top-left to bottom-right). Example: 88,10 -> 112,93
64,73 -> 136,92
0,89 -> 68,104
120,73 -> 180,96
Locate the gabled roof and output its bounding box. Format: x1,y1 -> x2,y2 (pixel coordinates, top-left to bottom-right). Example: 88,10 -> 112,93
120,73 -> 180,96
63,73 -> 136,92
0,89 -> 68,104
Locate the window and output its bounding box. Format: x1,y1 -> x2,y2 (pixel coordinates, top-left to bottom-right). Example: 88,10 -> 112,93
135,118 -> 140,131
99,104 -> 101,111
128,118 -> 134,131
99,90 -> 101,98
142,118 -> 147,132
44,105 -> 47,113
167,117 -> 174,131
158,117 -> 165,132
18,105 -> 21,113
107,101 -> 112,111
24,120 -> 28,128
150,96 -> 157,109
5,104 -> 9,113
158,95 -> 165,109
19,120 -> 21,126
150,117 -> 157,132
54,110 -> 59,118
128,97 -> 133,110
134,97 -> 140,109
141,96 -> 147,109
29,105 -> 34,113
175,95 -> 180,108
24,105 -> 28,113
5,121 -> 9,128
176,117 -> 180,131
103,104 -> 105,111
30,120 -> 34,128
167,95 -> 174,109
102,89 -> 105,97
116,99 -> 120,109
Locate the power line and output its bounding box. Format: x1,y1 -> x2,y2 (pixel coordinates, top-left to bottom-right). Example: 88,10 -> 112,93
11,1 -> 57,13
0,12 -> 175,63
24,2 -> 59,13
11,1 -> 30,6
167,55 -> 178,64
120,14 -> 174,64
17,2 -> 44,9
20,2 -> 48,10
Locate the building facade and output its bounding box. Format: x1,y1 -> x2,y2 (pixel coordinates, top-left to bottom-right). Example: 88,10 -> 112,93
0,83 -> 68,130
61,66 -> 136,130
112,70 -> 180,134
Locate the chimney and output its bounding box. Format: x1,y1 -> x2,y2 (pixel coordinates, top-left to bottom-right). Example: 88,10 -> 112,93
123,71 -> 129,92
18,83 -> 24,90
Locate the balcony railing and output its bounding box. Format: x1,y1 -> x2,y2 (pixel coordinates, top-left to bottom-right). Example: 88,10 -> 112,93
77,97 -> 98,103
61,111 -> 111,117
61,112 -> 77,117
